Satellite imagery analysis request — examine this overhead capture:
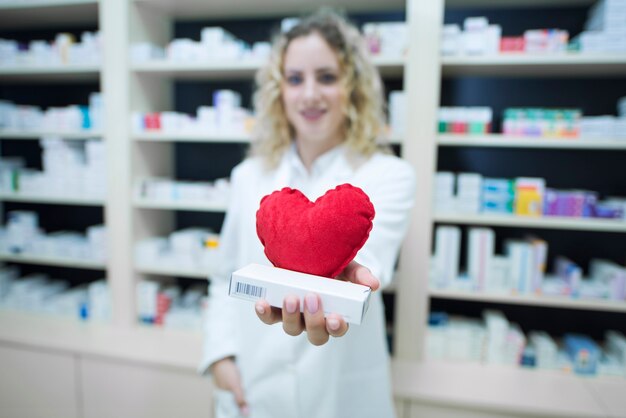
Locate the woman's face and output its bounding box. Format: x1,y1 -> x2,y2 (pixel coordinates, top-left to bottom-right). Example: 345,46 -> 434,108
281,32 -> 346,149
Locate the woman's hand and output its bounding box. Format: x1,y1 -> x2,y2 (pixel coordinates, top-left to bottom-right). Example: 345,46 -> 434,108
254,260 -> 379,345
211,357 -> 249,416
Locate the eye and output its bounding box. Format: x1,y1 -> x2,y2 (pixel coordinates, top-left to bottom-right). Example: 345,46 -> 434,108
318,72 -> 338,84
285,74 -> 302,85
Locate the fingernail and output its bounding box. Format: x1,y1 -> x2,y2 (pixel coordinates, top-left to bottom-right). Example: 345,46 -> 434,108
255,303 -> 265,315
305,293 -> 318,314
241,405 -> 250,416
285,297 -> 297,314
327,318 -> 340,331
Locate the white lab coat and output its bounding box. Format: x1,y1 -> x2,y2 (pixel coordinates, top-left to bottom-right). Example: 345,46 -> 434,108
200,144 -> 416,418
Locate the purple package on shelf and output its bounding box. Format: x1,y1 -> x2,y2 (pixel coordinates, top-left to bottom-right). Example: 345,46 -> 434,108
556,191 -> 571,216
570,191 -> 585,217
554,191 -> 585,217
543,188 -> 558,216
582,192 -> 598,218
594,204 -> 623,219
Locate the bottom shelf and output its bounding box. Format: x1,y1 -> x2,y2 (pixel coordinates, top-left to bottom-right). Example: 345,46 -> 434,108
392,360 -> 625,418
0,310 -> 202,369
2,311 -> 625,417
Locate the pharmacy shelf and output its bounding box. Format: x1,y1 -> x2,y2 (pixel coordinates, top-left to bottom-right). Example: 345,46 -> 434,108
0,193 -> 104,206
446,0 -> 594,8
133,0 -> 405,18
135,264 -> 208,279
438,134 -> 626,150
0,65 -> 100,82
0,252 -> 105,270
133,197 -> 227,213
588,377 -> 626,418
131,56 -> 404,79
0,0 -> 98,29
0,311 -> 622,416
0,310 -> 203,370
0,130 -> 103,140
133,131 -> 403,145
133,131 -> 250,144
392,360 -> 619,418
131,59 -> 266,80
429,289 -> 626,313
434,213 -> 626,233
441,54 -> 626,78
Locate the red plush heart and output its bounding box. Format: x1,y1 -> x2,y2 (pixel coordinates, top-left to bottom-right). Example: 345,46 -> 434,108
256,184 -> 375,278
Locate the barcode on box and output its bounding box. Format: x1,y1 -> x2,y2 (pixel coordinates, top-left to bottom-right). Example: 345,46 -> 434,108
234,281 -> 266,300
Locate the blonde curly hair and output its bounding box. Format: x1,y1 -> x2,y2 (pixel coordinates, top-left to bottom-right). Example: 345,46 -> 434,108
251,10 -> 387,169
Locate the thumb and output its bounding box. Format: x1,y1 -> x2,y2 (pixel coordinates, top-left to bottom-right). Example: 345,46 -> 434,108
342,261 -> 380,291
231,383 -> 249,416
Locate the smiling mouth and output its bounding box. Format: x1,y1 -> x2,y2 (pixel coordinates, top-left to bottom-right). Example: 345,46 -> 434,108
301,109 -> 326,122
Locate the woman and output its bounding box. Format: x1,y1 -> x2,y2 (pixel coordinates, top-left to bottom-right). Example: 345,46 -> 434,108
200,10 -> 416,418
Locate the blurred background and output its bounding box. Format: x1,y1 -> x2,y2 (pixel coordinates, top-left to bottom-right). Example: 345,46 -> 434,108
0,0 -> 625,417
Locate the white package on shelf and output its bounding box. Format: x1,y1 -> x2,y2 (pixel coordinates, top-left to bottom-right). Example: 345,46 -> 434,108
433,226 -> 461,289
0,267 -> 19,302
441,24 -> 461,56
529,331 -> 560,370
486,255 -> 512,293
457,172 -> 482,214
590,259 -> 626,300
484,310 -> 510,365
506,240 -> 534,294
169,228 -> 212,269
434,172 -> 456,213
130,42 -> 165,62
88,280 -> 111,321
135,238 -> 168,267
388,91 -> 406,137
446,318 -> 485,362
137,281 -> 159,322
50,286 -> 87,317
467,227 -> 495,291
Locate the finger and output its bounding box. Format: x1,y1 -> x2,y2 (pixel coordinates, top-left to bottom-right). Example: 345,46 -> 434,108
342,261 -> 380,291
255,299 -> 282,325
303,293 -> 329,346
325,313 -> 349,338
282,295 -> 304,336
231,383 -> 250,417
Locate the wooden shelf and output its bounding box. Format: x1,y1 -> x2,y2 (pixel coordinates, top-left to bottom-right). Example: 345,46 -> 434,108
392,360 -> 619,418
0,65 -> 100,82
134,197 -> 227,213
429,289 -> 626,313
438,134 -> 626,150
0,0 -> 98,29
0,130 -> 103,140
1,309 -> 621,418
446,0 -> 594,8
133,0 -> 405,19
434,213 -> 626,233
135,264 -> 208,279
134,131 -> 403,145
441,53 -> 626,78
0,311 -> 202,370
0,193 -> 105,206
131,56 -> 404,79
0,253 -> 106,270
133,131 -> 250,144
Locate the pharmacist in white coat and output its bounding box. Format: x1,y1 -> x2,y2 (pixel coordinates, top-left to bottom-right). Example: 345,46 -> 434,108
200,11 -> 416,418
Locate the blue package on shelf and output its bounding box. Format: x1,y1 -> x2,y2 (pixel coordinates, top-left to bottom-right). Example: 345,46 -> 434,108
428,312 -> 449,327
564,334 -> 600,376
